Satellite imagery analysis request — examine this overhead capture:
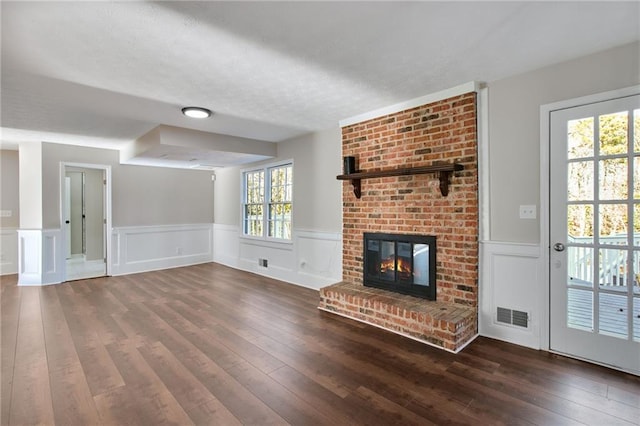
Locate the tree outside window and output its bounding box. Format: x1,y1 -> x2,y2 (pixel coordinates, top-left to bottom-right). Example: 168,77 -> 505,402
268,165 -> 292,240
243,170 -> 264,237
567,110 -> 639,241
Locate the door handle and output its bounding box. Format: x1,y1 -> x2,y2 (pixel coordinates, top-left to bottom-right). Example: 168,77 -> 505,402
553,242 -> 565,252
65,220 -> 70,224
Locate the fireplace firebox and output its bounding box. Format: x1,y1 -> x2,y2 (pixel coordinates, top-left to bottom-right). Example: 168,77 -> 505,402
363,233 -> 436,300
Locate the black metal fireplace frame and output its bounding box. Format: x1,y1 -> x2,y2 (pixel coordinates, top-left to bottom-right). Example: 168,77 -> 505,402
363,232 -> 436,300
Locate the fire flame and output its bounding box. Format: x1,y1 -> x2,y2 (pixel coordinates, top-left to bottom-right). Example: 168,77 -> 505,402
380,257 -> 411,279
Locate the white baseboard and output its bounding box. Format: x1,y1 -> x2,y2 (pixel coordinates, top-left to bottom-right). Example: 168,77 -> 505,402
111,223 -> 213,276
479,240 -> 543,349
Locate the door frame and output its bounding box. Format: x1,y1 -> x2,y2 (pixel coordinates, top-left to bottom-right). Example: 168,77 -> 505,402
540,85 -> 640,354
60,162 -> 112,280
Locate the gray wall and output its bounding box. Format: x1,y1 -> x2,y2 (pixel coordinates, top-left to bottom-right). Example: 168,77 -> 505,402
41,143 -> 118,229
0,150 -> 19,228
84,168 -> 104,261
213,126 -> 342,233
40,142 -> 214,229
68,171 -> 83,255
213,166 -> 241,226
487,41 -> 639,243
112,164 -> 214,226
277,126 -> 342,232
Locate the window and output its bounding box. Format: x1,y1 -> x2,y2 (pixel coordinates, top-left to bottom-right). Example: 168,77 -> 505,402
243,162 -> 292,240
243,169 -> 264,237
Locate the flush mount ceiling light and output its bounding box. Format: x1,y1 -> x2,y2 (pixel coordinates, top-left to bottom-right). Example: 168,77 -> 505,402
181,106 -> 212,118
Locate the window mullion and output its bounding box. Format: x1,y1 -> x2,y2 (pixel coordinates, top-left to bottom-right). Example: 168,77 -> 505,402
265,169 -> 271,238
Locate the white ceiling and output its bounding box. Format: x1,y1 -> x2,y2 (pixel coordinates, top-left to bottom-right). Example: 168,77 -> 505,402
1,1 -> 638,167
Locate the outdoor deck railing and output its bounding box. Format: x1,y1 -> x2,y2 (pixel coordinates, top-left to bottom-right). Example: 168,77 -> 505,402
568,234 -> 640,289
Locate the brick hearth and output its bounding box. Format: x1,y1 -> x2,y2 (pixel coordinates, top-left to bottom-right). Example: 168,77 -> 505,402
320,91 -> 479,351
319,282 -> 476,352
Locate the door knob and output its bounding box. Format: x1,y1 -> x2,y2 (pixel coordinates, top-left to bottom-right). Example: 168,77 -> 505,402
553,242 -> 565,252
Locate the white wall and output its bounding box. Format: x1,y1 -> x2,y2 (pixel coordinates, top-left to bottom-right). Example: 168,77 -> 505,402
480,42 -> 640,349
213,126 -> 343,289
111,223 -> 213,276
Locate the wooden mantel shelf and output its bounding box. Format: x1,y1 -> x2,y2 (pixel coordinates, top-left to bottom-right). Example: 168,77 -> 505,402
336,163 -> 464,198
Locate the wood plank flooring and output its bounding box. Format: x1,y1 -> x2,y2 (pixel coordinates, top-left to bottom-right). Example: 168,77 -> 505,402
2,263 -> 639,425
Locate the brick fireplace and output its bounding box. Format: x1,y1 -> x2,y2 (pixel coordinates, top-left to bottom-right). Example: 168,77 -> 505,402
319,91 -> 478,352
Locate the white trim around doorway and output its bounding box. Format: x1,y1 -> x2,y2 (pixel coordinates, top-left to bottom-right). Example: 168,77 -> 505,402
60,162 -> 112,282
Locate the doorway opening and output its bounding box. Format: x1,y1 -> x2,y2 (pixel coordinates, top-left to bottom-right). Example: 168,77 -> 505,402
61,163 -> 112,281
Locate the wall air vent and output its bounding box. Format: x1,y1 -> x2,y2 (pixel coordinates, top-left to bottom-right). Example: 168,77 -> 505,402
512,310 -> 529,328
496,307 -> 529,328
497,307 -> 511,324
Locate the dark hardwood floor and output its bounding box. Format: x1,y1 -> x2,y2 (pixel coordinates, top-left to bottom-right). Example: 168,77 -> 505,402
2,263 -> 639,425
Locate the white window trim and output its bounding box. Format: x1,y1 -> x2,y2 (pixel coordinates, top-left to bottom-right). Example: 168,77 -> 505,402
241,159 -> 294,244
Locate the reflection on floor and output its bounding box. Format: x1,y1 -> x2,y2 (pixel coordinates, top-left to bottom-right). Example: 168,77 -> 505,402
66,256 -> 106,281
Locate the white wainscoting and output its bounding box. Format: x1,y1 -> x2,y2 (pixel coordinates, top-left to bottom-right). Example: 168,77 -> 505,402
213,224 -> 342,290
17,229 -> 63,286
295,230 -> 342,288
212,224 -> 241,269
111,223 -> 213,276
479,241 -> 543,349
0,228 -> 18,275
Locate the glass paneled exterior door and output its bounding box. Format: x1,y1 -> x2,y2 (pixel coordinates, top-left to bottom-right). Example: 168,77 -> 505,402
550,94 -> 640,375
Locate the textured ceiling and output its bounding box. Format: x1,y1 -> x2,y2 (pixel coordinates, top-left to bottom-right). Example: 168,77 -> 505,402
1,1 -> 638,167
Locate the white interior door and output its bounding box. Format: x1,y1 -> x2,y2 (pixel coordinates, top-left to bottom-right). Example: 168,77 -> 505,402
550,94 -> 640,375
